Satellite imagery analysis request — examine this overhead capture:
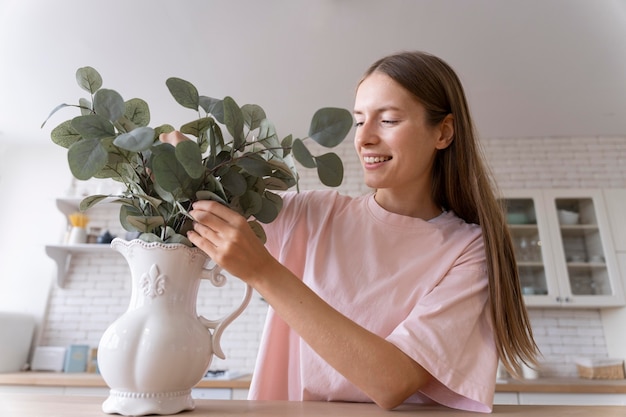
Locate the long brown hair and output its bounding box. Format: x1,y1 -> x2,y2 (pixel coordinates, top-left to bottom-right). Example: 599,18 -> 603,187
362,51 -> 539,377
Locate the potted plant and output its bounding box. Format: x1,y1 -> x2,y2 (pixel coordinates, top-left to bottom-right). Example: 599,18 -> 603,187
42,67 -> 353,416
43,66 -> 352,246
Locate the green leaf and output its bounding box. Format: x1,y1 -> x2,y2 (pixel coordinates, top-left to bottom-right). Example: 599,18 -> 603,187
254,191 -> 283,224
237,190 -> 263,218
79,98 -> 93,115
223,96 -> 245,149
67,138 -> 109,180
248,220 -> 267,243
79,194 -> 109,211
76,66 -> 102,94
94,89 -> 125,122
242,104 -> 266,130
71,114 -> 115,139
127,215 -> 165,233
113,127 -> 155,152
263,177 -> 290,191
119,204 -> 143,231
236,153 -> 273,177
196,190 -> 228,205
315,152 -> 344,187
41,103 -> 72,128
151,147 -> 193,195
257,119 -> 282,158
124,98 -> 150,127
308,107 -> 353,147
175,140 -> 205,179
199,96 -> 224,122
51,120 -> 81,148
220,167 -> 247,197
292,138 -> 316,168
166,77 -> 199,110
180,117 -> 214,138
154,124 -> 175,137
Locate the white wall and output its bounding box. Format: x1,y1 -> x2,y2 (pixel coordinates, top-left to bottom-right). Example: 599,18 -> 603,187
0,142 -> 71,324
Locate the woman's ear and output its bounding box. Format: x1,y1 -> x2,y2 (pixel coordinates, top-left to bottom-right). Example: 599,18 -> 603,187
436,114 -> 454,149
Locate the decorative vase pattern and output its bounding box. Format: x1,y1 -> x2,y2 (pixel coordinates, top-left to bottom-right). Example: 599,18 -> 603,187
98,238 -> 252,416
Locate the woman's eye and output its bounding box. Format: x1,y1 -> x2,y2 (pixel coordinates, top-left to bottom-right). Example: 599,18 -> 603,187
354,121 -> 364,127
382,120 -> 398,125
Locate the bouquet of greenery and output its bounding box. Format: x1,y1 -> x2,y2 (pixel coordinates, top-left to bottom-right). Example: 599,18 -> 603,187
43,67 -> 352,246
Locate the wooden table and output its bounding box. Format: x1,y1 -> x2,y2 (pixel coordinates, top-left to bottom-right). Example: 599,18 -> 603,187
1,394 -> 624,417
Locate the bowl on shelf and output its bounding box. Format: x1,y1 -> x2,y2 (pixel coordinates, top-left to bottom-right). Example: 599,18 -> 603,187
557,209 -> 580,225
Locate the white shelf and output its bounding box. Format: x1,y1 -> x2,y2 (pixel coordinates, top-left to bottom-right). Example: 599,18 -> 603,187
45,244 -> 116,287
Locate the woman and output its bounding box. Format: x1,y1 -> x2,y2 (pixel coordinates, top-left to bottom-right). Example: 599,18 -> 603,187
184,51 -> 538,413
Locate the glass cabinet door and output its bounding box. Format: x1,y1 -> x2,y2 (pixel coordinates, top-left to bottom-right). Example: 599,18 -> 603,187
547,191 -> 623,305
501,196 -> 553,301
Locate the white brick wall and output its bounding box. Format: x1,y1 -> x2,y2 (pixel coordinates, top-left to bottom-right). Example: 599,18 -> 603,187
40,136 -> 626,377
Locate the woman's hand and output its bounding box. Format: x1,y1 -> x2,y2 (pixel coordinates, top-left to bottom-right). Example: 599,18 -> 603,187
187,200 -> 279,285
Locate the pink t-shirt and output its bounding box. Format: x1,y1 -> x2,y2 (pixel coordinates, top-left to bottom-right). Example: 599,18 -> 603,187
248,190 -> 497,412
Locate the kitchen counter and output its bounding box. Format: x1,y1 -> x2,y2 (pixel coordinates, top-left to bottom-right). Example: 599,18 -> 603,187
496,377 -> 626,394
0,372 -> 251,389
3,372 -> 626,394
2,394 -> 624,417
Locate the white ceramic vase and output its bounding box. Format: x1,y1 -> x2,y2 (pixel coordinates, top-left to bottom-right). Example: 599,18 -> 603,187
98,238 -> 252,416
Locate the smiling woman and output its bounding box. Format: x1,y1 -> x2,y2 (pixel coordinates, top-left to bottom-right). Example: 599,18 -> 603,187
185,50 -> 539,413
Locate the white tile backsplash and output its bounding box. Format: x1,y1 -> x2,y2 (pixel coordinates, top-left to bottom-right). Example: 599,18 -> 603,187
39,136 -> 626,377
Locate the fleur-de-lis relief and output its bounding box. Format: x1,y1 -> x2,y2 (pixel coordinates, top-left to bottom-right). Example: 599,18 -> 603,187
141,264 -> 167,298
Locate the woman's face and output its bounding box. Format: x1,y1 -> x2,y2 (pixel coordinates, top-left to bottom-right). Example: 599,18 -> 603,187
353,71 -> 452,197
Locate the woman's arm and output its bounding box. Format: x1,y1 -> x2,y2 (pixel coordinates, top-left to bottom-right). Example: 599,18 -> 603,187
188,200 -> 431,409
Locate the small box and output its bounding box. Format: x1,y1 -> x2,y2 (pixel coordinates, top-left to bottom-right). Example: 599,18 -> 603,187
63,344 -> 90,373
31,346 -> 66,372
575,357 -> 625,380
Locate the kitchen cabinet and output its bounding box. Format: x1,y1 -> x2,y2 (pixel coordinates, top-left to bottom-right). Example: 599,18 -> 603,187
603,189 -> 626,252
45,198 -> 118,287
501,189 -> 624,307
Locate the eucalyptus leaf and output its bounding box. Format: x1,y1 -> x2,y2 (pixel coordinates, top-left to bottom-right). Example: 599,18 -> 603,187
223,96 -> 245,149
175,140 -> 205,179
152,149 -> 193,194
76,66 -> 102,94
248,220 -> 267,243
220,167 -> 247,197
199,96 -> 224,122
196,190 -> 228,205
236,153 -> 273,177
292,138 -> 316,168
257,119 -> 282,158
94,89 -> 125,122
254,192 -> 283,224
114,127 -> 155,152
166,77 -> 199,110
308,107 -> 353,147
127,216 -> 165,233
237,190 -> 263,218
51,120 -> 81,148
315,152 -> 344,187
68,138 -> 109,180
79,194 -> 109,211
79,98 -> 93,116
124,98 -> 151,127
242,104 -> 266,130
71,114 -> 115,139
180,117 -> 214,138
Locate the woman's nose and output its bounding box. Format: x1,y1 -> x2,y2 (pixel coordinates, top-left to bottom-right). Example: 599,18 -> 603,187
354,122 -> 378,147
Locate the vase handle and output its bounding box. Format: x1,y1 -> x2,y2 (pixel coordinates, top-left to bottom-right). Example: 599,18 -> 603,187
197,265 -> 253,359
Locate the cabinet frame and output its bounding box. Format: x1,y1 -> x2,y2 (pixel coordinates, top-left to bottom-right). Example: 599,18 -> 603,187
502,189 -> 624,308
